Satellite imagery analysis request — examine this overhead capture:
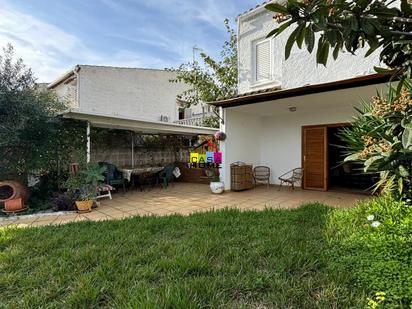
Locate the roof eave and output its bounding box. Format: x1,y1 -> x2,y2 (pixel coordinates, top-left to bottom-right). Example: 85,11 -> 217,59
209,74 -> 392,108
47,65 -> 80,89
237,1 -> 273,20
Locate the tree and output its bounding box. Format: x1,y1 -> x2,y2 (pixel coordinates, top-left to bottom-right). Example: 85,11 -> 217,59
169,19 -> 237,127
0,44 -> 85,181
265,0 -> 412,79
339,81 -> 412,200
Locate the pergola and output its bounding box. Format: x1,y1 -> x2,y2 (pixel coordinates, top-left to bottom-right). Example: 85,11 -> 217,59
63,110 -> 218,164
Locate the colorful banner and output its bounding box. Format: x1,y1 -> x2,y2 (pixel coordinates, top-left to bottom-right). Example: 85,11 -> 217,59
190,152 -> 222,168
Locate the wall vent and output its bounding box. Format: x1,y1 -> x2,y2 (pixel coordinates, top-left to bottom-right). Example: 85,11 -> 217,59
160,115 -> 169,122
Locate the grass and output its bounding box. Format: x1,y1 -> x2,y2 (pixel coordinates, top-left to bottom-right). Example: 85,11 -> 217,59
0,204 -> 368,308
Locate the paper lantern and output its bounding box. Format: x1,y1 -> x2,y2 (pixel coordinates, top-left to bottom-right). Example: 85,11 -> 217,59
214,131 -> 226,141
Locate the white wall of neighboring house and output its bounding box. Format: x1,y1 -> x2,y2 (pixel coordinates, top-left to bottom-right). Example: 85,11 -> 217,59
52,77 -> 78,109
237,4 -> 381,94
51,65 -> 187,123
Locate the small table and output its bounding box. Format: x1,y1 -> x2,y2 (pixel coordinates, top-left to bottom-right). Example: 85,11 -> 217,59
119,167 -> 165,191
119,166 -> 165,182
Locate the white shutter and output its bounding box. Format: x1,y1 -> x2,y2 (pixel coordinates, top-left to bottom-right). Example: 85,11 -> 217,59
255,40 -> 271,81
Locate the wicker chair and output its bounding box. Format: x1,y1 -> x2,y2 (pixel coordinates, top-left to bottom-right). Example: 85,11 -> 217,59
253,166 -> 270,188
278,168 -> 303,190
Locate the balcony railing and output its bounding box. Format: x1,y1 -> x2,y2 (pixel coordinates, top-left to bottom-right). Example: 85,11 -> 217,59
173,115 -> 205,127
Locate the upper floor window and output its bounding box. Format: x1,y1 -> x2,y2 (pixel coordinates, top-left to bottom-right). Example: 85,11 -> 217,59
253,38 -> 272,83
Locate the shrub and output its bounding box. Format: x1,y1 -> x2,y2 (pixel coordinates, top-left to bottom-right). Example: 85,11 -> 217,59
51,193 -> 75,211
339,79 -> 412,200
327,195 -> 412,307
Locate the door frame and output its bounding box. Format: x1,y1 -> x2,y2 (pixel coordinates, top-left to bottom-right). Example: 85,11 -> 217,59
301,122 -> 350,191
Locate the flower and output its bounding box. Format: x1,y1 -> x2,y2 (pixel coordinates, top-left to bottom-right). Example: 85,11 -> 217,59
367,215 -> 374,221
371,221 -> 381,228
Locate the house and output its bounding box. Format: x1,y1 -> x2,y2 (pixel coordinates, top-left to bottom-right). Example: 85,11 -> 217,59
48,64 -> 214,130
211,2 -> 390,192
48,65 -> 217,166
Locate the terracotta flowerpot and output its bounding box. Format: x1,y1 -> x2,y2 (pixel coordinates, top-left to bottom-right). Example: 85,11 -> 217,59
75,200 -> 93,213
0,180 -> 28,203
3,198 -> 26,213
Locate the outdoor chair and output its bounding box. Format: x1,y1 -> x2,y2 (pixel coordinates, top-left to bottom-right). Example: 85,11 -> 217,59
98,162 -> 126,193
253,166 -> 271,188
159,164 -> 175,188
278,168 -> 303,190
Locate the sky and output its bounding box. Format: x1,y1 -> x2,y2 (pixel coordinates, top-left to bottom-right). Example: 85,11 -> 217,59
0,0 -> 260,82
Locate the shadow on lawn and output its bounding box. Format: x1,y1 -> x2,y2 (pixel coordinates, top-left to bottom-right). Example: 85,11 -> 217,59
0,204 -> 366,308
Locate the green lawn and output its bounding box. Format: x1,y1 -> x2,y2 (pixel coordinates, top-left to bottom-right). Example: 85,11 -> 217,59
1,204 -> 367,308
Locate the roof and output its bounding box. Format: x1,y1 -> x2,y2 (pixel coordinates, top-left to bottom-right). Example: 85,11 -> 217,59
47,66 -> 79,89
63,110 -> 218,136
48,64 -> 176,90
238,1 -> 273,18
209,74 -> 392,108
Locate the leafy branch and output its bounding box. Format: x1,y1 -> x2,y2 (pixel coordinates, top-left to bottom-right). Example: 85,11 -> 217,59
266,0 -> 412,78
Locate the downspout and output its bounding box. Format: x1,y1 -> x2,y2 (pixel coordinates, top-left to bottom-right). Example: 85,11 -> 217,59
73,65 -> 81,109
236,15 -> 241,95
86,121 -> 91,163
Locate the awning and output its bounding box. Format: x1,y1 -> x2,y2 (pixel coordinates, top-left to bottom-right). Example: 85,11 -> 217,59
209,74 -> 392,108
63,110 -> 218,135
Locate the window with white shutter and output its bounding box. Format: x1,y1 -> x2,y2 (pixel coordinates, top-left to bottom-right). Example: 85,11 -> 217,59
254,39 -> 271,82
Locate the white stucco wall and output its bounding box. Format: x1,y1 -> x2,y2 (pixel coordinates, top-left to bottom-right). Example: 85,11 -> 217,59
220,84 -> 387,189
238,6 -> 381,94
220,110 -> 262,189
75,65 -> 187,122
53,78 -> 78,109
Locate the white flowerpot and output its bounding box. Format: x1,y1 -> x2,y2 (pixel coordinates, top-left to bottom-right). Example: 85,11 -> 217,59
210,181 -> 224,194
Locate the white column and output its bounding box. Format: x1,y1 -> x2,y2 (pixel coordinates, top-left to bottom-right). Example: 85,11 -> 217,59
219,107 -> 229,189
86,121 -> 91,163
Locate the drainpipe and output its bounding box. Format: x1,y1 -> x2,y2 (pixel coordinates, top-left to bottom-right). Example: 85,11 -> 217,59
73,65 -> 81,108
86,121 -> 91,163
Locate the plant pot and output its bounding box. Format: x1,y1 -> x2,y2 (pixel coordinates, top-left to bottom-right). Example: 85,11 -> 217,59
0,180 -> 29,203
210,181 -> 224,194
75,200 -> 93,213
2,197 -> 27,213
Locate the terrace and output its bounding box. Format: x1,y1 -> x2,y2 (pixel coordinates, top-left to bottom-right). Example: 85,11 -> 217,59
0,183 -> 368,227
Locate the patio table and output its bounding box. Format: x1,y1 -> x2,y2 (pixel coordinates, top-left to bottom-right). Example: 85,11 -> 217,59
119,166 -> 164,182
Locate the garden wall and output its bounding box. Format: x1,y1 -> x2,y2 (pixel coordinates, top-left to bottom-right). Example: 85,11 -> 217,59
90,129 -> 191,167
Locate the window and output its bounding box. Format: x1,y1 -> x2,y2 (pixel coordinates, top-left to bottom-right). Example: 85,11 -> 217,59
178,108 -> 185,120
254,39 -> 271,83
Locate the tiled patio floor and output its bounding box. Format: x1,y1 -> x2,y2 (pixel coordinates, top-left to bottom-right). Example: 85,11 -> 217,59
0,183 -> 369,228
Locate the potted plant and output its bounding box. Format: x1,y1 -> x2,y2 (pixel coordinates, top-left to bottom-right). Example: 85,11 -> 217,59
64,162 -> 106,213
210,175 -> 224,194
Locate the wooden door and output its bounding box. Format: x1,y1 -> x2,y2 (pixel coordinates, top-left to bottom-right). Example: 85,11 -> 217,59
302,126 -> 328,191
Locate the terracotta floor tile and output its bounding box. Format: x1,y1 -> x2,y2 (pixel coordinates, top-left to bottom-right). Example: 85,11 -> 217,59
4,183 -> 366,226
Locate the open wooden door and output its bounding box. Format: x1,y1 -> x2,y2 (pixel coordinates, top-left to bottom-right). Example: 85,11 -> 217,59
302,126 -> 328,191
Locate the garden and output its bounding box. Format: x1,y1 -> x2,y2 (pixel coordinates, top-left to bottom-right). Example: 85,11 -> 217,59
1,0 -> 412,306
1,197 -> 411,308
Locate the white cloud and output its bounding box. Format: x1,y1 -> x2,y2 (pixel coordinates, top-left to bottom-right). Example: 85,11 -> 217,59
0,5 -> 173,82
0,0 -> 244,82
0,6 -> 102,82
